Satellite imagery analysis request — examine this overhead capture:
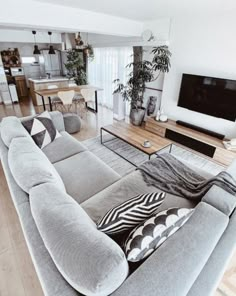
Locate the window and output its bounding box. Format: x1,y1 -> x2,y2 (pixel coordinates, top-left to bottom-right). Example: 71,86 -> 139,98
88,47 -> 133,110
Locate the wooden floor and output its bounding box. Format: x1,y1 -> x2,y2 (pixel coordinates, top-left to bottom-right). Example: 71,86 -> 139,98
0,98 -> 235,296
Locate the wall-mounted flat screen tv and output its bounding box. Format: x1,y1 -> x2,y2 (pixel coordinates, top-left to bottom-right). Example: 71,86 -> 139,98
178,73 -> 236,121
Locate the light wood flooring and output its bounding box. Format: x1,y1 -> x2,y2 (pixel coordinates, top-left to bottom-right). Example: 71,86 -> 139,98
0,98 -> 235,296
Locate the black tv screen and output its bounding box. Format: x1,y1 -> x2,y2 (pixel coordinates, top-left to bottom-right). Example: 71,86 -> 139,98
178,73 -> 236,121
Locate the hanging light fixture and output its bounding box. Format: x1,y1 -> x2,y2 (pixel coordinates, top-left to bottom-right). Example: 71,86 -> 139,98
48,32 -> 55,54
32,31 -> 41,55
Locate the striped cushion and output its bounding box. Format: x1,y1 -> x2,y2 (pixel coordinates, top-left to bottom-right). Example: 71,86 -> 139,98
97,192 -> 165,234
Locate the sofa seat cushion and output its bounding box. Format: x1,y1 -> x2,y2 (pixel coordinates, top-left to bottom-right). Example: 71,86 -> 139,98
43,131 -> 87,163
8,137 -> 65,193
54,151 -> 120,203
30,183 -> 129,296
81,170 -> 198,223
1,116 -> 31,147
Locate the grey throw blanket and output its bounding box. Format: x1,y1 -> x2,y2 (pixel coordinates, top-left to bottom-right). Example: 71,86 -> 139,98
137,153 -> 236,201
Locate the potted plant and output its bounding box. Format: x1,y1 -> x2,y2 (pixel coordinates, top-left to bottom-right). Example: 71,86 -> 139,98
113,46 -> 171,126
84,44 -> 94,61
64,49 -> 87,85
113,50 -> 154,126
151,45 -> 171,75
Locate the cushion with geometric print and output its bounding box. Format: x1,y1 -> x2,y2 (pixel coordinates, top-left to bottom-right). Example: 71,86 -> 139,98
22,111 -> 61,149
125,207 -> 194,262
97,192 -> 165,235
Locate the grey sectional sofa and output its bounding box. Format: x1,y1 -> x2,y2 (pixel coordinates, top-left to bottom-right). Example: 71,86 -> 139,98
0,111 -> 236,296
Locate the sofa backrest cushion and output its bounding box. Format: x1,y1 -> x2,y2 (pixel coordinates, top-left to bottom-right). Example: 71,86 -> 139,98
8,137 -> 65,193
1,116 -> 30,147
30,183 -> 129,296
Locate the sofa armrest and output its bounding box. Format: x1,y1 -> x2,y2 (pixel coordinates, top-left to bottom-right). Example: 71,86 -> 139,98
227,159 -> 236,179
50,111 -> 65,132
187,206 -> 236,296
30,183 -> 128,296
202,185 -> 236,216
112,202 -> 228,296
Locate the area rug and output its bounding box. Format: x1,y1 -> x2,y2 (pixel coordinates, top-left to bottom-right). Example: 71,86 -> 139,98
82,134 -> 224,177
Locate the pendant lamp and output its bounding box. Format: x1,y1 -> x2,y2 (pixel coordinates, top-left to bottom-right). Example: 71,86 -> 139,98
48,32 -> 56,54
32,31 -> 41,55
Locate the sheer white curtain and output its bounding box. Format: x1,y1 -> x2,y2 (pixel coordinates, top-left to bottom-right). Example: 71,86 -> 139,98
88,47 -> 133,109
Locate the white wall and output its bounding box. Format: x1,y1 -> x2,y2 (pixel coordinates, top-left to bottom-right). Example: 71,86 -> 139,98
0,29 -> 61,43
0,0 -> 143,37
85,18 -> 171,48
162,14 -> 236,138
82,33 -> 141,48
143,18 -> 171,41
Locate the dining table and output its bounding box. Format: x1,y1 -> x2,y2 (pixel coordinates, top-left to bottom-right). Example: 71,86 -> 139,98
34,85 -> 103,113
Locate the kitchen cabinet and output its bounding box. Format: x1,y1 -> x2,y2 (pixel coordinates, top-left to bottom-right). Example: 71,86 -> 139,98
15,76 -> 28,98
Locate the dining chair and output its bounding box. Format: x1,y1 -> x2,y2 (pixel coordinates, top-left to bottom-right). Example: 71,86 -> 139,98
47,85 -> 62,111
80,88 -> 95,115
57,90 -> 75,113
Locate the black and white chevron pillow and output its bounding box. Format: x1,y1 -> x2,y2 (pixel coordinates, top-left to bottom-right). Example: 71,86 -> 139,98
22,111 -> 61,149
125,207 -> 194,262
97,192 -> 165,235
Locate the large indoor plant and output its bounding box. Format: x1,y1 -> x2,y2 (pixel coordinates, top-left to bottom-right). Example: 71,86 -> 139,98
64,48 -> 87,85
113,46 -> 171,126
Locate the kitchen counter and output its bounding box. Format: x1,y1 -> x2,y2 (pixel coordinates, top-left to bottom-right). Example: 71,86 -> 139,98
29,76 -> 70,106
28,76 -> 69,84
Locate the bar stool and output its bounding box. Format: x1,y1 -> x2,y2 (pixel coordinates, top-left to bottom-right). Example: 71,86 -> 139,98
47,85 -> 62,111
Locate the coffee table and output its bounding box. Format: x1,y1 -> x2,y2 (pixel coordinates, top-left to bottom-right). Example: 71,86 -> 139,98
100,121 -> 172,166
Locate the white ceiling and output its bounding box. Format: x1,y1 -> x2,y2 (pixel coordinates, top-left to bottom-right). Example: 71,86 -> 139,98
36,0 -> 236,20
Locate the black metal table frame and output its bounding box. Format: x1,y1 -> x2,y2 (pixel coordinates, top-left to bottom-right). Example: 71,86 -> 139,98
39,90 -> 98,113
100,127 -> 173,167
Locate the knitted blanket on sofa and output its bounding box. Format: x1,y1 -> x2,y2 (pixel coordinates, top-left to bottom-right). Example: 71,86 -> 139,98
137,153 -> 236,201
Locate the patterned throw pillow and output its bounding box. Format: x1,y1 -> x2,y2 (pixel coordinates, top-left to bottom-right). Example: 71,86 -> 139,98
97,192 -> 165,235
125,207 -> 194,262
22,111 -> 61,149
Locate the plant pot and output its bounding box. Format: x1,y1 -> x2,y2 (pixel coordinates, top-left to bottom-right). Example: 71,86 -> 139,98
130,107 -> 146,126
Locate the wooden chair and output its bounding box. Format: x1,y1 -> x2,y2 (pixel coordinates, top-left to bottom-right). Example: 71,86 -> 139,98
80,88 -> 95,115
57,90 -> 75,113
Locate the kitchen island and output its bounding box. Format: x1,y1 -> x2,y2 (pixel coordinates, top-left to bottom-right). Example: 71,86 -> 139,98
29,76 -> 69,106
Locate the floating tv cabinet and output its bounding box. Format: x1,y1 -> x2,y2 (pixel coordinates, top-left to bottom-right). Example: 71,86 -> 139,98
145,117 -> 236,166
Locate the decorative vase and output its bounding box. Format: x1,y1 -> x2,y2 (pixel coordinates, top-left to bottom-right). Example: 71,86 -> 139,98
130,107 -> 146,126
